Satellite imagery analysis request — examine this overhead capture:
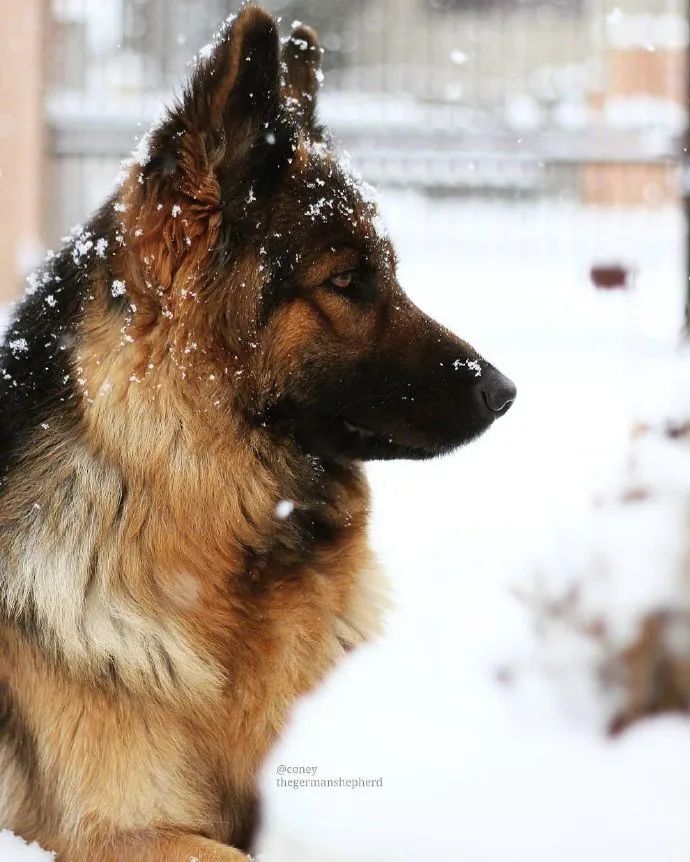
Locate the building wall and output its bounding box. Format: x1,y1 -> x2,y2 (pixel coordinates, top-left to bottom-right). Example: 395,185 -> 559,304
0,1 -> 46,303
338,0 -> 591,103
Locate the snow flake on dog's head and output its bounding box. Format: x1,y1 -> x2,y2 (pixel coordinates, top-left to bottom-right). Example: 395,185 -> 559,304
295,139 -> 390,246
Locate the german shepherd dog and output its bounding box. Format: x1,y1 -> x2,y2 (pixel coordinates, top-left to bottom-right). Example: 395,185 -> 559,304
0,7 -> 515,860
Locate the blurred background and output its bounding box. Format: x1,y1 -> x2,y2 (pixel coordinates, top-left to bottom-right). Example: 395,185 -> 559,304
3,2 -> 690,860
1,0 -> 689,303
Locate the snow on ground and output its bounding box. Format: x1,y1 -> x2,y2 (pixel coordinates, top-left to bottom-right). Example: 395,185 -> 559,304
256,198 -> 690,861
0,831 -> 53,861
2,198 -> 689,860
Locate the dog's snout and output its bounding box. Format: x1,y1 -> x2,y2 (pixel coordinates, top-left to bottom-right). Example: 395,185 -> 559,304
479,368 -> 516,417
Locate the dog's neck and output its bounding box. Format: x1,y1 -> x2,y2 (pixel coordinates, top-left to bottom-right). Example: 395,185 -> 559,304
75,304 -> 370,568
1,335 -> 371,698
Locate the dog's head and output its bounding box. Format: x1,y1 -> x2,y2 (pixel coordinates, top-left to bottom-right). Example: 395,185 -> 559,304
119,6 -> 515,462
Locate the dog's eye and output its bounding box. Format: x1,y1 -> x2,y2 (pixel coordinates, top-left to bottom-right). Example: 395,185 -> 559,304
329,271 -> 354,290
323,267 -> 377,305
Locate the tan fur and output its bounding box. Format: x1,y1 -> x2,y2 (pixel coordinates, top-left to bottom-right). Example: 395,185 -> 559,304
0,372 -> 387,858
0,271 -> 388,858
0,9 -> 393,859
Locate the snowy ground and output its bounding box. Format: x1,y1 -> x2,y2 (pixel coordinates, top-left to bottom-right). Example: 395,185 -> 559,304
2,198 -> 689,860
256,198 -> 690,861
0,831 -> 53,861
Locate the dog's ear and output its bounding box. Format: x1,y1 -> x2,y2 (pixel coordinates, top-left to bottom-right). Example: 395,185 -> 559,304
139,7 -> 282,182
120,9 -> 284,298
281,24 -> 323,132
185,6 -> 281,148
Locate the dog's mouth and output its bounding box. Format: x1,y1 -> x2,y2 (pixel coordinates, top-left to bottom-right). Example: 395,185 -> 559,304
339,417 -> 446,461
266,384 -> 500,463
342,419 -> 380,442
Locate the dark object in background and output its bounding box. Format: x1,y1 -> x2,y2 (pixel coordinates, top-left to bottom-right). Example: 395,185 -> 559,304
590,263 -> 631,291
666,420 -> 690,439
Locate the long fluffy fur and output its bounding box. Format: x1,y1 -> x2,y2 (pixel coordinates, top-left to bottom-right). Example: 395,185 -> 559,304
0,8 -> 390,859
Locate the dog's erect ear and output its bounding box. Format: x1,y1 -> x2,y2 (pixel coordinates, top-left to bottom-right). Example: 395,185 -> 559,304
122,9 -> 284,297
139,6 -> 281,175
185,6 -> 281,141
281,24 -> 323,131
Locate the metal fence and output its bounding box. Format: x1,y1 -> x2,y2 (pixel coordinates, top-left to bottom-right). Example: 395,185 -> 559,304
45,0 -> 687,244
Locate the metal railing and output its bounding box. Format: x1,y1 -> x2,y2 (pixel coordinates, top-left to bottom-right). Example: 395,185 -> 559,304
45,0 -> 687,243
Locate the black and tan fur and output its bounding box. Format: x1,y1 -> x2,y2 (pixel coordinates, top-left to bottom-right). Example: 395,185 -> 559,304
0,8 -> 515,859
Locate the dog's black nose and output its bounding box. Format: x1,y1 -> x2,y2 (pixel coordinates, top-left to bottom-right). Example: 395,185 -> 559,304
480,368 -> 516,416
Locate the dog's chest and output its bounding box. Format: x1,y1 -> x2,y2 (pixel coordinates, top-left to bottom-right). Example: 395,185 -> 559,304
189,554 -> 389,842
214,550 -> 388,757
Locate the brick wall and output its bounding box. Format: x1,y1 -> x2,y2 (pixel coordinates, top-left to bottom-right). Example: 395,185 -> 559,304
0,1 -> 46,303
